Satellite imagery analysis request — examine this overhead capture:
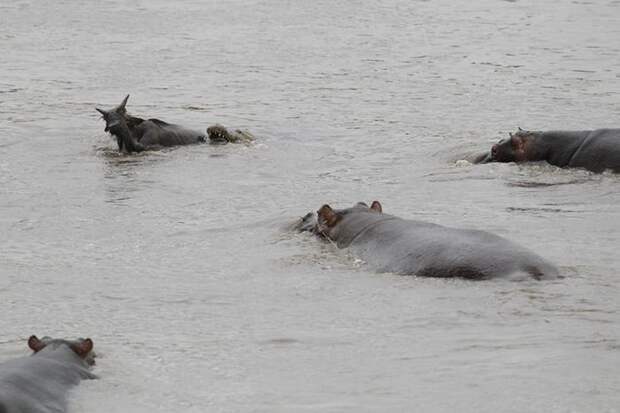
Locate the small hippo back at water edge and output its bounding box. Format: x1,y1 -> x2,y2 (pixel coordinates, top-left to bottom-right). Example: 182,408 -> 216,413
478,128 -> 620,173
0,335 -> 96,413
298,201 -> 559,280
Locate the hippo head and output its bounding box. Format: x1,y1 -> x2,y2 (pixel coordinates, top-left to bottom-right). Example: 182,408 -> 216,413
96,94 -> 130,133
207,124 -> 232,144
294,212 -> 320,234
28,335 -> 96,365
316,201 -> 383,238
490,128 -> 541,163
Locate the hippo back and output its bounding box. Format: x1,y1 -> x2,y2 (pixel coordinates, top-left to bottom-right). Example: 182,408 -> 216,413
332,212 -> 558,279
535,130 -> 590,167
0,347 -> 94,413
568,128 -> 620,172
329,211 -> 400,248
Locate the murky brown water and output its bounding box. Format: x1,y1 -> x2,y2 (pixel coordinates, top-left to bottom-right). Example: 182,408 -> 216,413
1,0 -> 619,411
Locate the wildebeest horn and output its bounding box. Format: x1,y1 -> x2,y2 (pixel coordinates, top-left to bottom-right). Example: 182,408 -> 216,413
518,126 -> 524,131
509,132 -> 514,138
95,107 -> 107,116
119,94 -> 130,110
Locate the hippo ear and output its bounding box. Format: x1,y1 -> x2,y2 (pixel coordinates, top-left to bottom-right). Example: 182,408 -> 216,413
28,335 -> 46,353
95,107 -> 108,117
317,204 -> 339,228
71,338 -> 93,358
510,133 -> 525,150
370,201 -> 382,213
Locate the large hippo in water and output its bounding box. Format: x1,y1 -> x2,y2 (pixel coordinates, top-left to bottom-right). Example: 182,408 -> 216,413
296,201 -> 558,280
0,335 -> 96,413
96,95 -> 253,153
477,128 -> 620,173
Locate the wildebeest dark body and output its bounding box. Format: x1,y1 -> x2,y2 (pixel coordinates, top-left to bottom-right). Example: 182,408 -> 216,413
96,95 -> 206,153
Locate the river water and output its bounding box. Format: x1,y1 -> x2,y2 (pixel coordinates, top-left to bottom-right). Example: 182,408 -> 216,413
1,0 -> 619,412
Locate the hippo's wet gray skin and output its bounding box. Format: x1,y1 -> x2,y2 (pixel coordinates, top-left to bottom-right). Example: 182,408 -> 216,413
293,212 -> 321,235
301,201 -> 558,280
0,335 -> 96,413
479,128 -> 620,173
96,95 -> 206,153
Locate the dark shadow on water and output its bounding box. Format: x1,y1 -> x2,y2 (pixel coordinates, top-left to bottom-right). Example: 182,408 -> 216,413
96,145 -> 172,165
428,174 -> 497,183
96,145 -> 172,205
506,179 -> 592,188
0,140 -> 20,149
505,206 -> 580,213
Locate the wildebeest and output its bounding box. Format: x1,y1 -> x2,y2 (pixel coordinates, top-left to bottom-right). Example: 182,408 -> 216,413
96,95 -> 253,153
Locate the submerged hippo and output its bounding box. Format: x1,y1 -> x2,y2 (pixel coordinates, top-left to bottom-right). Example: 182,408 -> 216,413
96,95 -> 252,153
0,335 -> 96,413
477,128 -> 620,173
297,201 -> 558,280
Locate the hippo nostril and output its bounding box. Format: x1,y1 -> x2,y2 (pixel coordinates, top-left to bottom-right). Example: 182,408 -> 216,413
491,145 -> 498,156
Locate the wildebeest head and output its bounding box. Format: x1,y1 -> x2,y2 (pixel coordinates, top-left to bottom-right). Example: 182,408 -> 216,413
490,128 -> 537,163
316,201 -> 383,237
96,94 -> 130,132
28,335 -> 96,365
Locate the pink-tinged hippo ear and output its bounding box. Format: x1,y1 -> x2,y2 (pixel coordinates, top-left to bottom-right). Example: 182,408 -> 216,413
370,201 -> 382,213
71,338 -> 93,358
28,335 -> 46,353
510,133 -> 525,150
317,204 -> 339,228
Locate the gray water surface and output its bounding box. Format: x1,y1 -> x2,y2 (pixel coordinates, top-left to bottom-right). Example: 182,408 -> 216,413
1,1 -> 619,412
